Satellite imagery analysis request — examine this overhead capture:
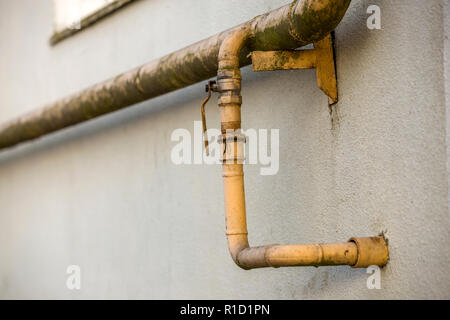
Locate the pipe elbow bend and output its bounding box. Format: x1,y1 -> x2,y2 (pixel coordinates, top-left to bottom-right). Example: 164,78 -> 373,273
291,0 -> 352,42
218,27 -> 252,72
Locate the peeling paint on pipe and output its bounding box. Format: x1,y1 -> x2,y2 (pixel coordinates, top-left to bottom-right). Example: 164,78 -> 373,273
0,0 -> 351,150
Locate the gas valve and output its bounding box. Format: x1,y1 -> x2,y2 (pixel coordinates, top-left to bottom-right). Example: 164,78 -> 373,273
201,80 -> 218,156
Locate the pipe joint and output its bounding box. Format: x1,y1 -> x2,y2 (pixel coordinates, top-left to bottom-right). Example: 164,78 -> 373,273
222,164 -> 244,177
219,133 -> 246,164
217,70 -> 242,95
217,81 -> 241,93
218,133 -> 247,144
218,95 -> 242,106
217,69 -> 242,81
348,236 -> 389,268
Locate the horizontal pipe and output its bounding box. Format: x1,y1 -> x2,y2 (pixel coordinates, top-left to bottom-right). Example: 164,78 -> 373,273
0,0 -> 351,150
238,242 -> 358,268
265,243 -> 358,267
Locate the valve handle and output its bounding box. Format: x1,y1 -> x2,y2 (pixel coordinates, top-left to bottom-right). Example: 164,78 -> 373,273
201,80 -> 217,156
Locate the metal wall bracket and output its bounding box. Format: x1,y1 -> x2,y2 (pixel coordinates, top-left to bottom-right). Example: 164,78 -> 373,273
250,34 -> 338,104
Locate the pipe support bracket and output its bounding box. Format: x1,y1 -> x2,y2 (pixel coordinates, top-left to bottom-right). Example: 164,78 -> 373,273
251,34 -> 338,104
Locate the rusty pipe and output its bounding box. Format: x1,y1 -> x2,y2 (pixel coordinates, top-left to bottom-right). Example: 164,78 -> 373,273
0,0 -> 352,150
217,19 -> 389,270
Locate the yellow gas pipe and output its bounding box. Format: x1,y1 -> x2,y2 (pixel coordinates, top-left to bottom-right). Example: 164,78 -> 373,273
215,26 -> 389,270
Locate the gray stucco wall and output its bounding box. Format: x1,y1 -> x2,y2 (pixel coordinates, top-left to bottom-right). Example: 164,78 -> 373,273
0,0 -> 449,299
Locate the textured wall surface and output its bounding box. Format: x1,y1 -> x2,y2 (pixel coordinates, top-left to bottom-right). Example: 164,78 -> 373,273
0,0 -> 449,299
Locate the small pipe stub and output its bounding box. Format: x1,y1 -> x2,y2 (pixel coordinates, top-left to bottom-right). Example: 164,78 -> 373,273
348,236 -> 389,268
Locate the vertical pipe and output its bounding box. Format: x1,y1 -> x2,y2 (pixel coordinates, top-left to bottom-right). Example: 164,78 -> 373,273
218,26 -> 253,268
